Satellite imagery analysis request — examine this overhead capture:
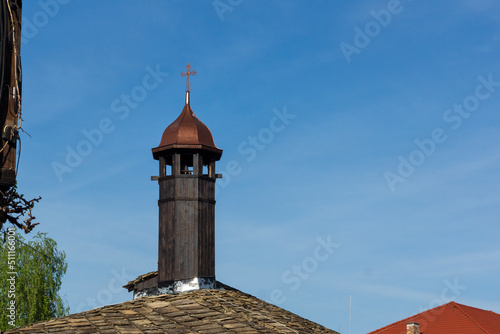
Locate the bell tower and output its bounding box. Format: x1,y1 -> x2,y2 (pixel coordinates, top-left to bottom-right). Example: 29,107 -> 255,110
152,64 -> 222,294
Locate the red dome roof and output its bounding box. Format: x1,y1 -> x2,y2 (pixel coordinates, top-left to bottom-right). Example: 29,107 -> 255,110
158,103 -> 218,148
152,98 -> 222,160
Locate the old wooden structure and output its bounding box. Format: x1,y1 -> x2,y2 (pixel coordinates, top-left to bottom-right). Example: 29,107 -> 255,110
128,64 -> 223,295
0,0 -> 22,190
152,97 -> 222,291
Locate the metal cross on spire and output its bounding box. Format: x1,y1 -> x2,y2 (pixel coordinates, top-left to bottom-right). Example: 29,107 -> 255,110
180,63 -> 197,92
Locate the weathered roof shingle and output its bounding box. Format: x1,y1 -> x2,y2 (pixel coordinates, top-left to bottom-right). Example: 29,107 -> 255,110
6,285 -> 338,334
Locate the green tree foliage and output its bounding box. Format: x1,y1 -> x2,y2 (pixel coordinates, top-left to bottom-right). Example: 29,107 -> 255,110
0,230 -> 69,330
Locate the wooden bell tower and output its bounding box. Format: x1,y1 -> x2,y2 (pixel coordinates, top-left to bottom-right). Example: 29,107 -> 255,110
152,65 -> 222,293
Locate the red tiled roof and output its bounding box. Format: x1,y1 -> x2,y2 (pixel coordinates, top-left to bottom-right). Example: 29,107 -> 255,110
368,301 -> 500,334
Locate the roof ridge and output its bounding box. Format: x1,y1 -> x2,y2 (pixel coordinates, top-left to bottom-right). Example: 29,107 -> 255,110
206,290 -> 300,334
451,302 -> 490,334
194,286 -> 335,333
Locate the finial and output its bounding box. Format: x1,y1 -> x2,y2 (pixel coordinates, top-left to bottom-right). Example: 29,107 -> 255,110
180,63 -> 197,105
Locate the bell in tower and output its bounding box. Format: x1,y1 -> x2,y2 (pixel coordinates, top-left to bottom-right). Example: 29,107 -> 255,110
151,64 -> 222,294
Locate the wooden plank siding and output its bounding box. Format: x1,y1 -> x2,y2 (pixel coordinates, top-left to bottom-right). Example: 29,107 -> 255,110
158,174 -> 216,283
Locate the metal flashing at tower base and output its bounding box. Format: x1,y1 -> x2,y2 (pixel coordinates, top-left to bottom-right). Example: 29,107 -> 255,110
132,277 -> 218,299
160,277 -> 216,294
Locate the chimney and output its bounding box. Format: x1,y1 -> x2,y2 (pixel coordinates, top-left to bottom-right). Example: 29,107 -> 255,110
406,322 -> 420,334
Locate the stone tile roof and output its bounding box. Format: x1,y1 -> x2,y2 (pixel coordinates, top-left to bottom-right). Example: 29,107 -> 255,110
6,284 -> 338,334
368,301 -> 500,334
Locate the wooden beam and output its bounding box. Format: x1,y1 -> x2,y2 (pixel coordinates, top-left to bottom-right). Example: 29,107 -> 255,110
0,0 -> 22,189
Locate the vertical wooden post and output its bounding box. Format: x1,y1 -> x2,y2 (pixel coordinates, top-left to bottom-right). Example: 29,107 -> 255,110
173,153 -> 181,175
159,156 -> 166,177
193,153 -> 203,175
208,161 -> 215,178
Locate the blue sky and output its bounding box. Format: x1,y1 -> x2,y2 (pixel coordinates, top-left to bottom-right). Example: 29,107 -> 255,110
15,0 -> 500,333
